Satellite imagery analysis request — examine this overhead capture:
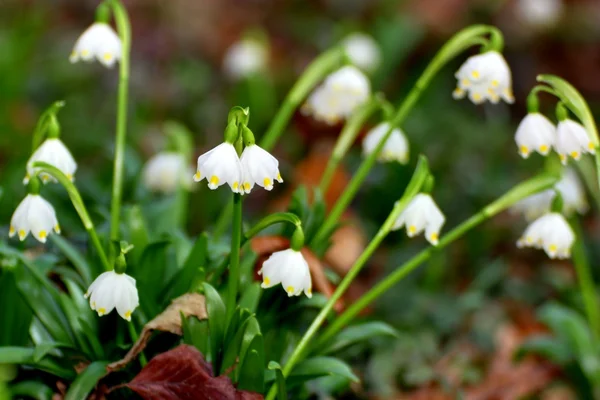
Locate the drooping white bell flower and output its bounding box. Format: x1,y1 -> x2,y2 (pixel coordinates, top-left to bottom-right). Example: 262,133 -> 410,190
193,142 -> 242,192
223,38 -> 268,80
259,249 -> 312,298
556,167 -> 588,216
555,119 -> 595,165
362,122 -> 409,164
342,33 -> 381,73
9,194 -> 60,243
517,0 -> 564,28
239,144 -> 283,194
24,139 -> 77,184
69,22 -> 122,68
517,212 -> 574,259
514,113 -> 555,158
85,270 -> 139,321
142,152 -> 193,194
511,168 -> 588,220
392,193 -> 445,245
302,66 -> 371,125
453,51 -> 514,105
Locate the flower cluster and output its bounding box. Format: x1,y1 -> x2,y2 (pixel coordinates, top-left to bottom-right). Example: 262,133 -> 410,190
453,51 -> 514,105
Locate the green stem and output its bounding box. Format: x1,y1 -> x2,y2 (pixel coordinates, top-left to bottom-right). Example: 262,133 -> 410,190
32,162 -> 111,271
32,101 -> 65,152
226,193 -> 243,320
127,322 -> 147,366
313,173 -> 558,350
571,219 -> 600,339
319,95 -> 387,193
109,0 -> 132,250
311,25 -> 500,247
243,212 -> 302,240
265,156 -> 430,400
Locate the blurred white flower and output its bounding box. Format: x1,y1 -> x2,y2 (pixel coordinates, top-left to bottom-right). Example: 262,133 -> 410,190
239,144 -> 283,194
69,22 -> 122,68
85,271 -> 139,321
555,119 -> 595,165
511,168 -> 588,220
342,33 -> 381,72
517,212 -> 574,259
362,122 -> 409,164
193,142 -> 242,192
392,193 -> 445,245
24,139 -> 77,184
514,113 -> 555,158
302,66 -> 371,125
9,194 -> 60,243
517,0 -> 564,28
142,152 -> 193,194
453,51 -> 514,105
223,39 -> 268,80
259,249 -> 312,298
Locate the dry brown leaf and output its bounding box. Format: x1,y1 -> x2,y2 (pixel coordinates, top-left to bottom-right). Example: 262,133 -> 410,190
323,216 -> 367,275
107,293 -> 207,372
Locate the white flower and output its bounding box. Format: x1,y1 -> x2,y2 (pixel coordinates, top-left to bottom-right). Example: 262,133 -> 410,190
302,66 -> 371,125
342,33 -> 381,72
514,113 -> 555,158
223,39 -> 268,80
193,142 -> 242,192
9,194 -> 60,243
392,193 -> 445,245
69,22 -> 122,68
556,167 -> 588,215
453,51 -> 514,105
142,152 -> 193,194
510,190 -> 554,221
259,249 -> 312,298
517,212 -> 574,259
84,271 -> 139,321
517,0 -> 564,27
24,139 -> 77,184
555,119 -> 595,164
362,122 -> 409,164
239,144 -> 283,194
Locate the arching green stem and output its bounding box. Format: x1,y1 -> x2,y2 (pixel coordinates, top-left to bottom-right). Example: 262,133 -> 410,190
32,162 -> 111,271
265,155 -> 430,400
109,0 -> 132,251
310,25 -> 502,248
313,173 -> 558,350
32,101 -> 65,152
244,212 -> 302,240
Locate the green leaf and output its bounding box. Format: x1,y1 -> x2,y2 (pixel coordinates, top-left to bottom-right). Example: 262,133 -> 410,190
237,335 -> 265,392
64,361 -> 108,400
238,316 -> 261,377
268,361 -> 287,400
203,283 -> 227,373
288,357 -> 358,388
134,240 -> 171,316
518,335 -> 572,364
9,381 -> 53,400
181,314 -> 210,357
319,322 -> 399,355
125,205 -> 149,265
0,347 -> 75,380
0,270 -> 32,346
165,234 -> 208,299
239,283 -> 261,314
221,311 -> 253,375
49,235 -> 93,286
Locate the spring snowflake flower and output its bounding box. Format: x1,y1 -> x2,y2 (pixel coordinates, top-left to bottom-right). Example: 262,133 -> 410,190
555,119 -> 595,164
302,66 -> 371,125
362,122 -> 409,164
142,152 -> 193,194
239,144 -> 283,194
517,0 -> 563,27
193,142 -> 242,192
514,113 -> 555,158
342,33 -> 381,72
392,193 -> 445,245
69,22 -> 122,68
259,249 -> 312,298
223,39 -> 268,80
24,139 -> 77,184
453,51 -> 514,105
517,212 -> 574,259
9,194 -> 60,243
85,271 -> 139,321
